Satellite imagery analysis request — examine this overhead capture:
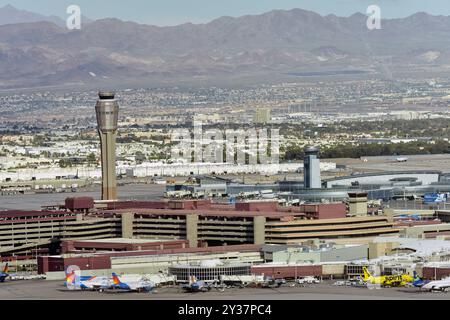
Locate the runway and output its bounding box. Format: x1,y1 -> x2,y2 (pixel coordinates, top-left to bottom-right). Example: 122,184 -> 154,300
333,154 -> 450,173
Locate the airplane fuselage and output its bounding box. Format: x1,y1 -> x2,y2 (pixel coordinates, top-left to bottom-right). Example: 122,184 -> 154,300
367,274 -> 413,287
183,281 -> 210,292
422,280 -> 450,292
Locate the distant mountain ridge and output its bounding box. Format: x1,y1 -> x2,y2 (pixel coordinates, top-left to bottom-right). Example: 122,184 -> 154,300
0,4 -> 65,26
1,5 -> 450,89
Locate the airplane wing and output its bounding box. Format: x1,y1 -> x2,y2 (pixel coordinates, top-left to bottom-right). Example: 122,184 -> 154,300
436,279 -> 450,289
86,277 -> 110,288
127,282 -> 140,290
423,279 -> 450,291
125,280 -> 148,291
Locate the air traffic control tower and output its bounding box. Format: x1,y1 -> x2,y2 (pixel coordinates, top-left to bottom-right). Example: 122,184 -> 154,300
95,91 -> 119,200
304,146 -> 321,189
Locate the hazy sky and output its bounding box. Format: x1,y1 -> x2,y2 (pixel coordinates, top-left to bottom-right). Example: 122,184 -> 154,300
1,0 -> 449,26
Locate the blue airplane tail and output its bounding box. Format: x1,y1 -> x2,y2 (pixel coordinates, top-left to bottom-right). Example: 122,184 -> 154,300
412,271 -> 425,287
112,273 -> 132,290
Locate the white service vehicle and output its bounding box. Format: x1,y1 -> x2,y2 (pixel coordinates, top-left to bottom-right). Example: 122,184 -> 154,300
296,276 -> 320,285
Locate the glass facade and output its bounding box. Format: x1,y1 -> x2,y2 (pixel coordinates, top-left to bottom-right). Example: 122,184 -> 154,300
345,265 -> 369,278
169,264 -> 252,282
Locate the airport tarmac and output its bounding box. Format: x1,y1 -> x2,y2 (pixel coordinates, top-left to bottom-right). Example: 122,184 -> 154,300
0,184 -> 166,210
2,153 -> 450,211
1,280 -> 450,300
332,154 -> 450,173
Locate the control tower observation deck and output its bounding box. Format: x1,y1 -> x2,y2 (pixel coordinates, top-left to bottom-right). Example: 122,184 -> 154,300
95,91 -> 119,200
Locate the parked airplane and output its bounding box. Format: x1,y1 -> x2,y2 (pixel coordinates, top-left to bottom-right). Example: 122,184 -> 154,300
421,277 -> 450,292
362,267 -> 413,287
66,271 -> 112,291
112,273 -> 155,292
410,271 -> 429,288
64,269 -> 93,286
182,276 -> 212,292
423,193 -> 447,204
0,263 -> 9,283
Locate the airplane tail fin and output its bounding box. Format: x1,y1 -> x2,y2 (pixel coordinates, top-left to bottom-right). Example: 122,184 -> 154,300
2,263 -> 9,274
65,271 -> 76,287
412,271 -> 426,287
112,273 -> 122,286
362,267 -> 371,280
189,275 -> 197,285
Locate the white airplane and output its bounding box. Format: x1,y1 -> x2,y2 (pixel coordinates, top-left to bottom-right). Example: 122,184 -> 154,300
66,271 -> 112,291
421,277 -> 450,292
112,273 -> 155,292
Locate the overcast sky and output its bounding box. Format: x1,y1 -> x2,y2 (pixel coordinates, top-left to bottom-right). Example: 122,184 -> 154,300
1,0 -> 449,26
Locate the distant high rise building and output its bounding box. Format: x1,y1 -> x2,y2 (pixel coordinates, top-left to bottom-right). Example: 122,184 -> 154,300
303,146 -> 321,189
95,91 -> 119,200
253,108 -> 271,124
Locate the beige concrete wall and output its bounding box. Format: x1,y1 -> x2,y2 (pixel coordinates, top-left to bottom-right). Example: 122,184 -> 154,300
348,201 -> 368,216
368,241 -> 400,259
121,212 -> 134,238
369,242 -> 385,259
401,223 -> 450,238
253,216 -> 266,245
322,264 -> 345,277
186,214 -> 199,248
